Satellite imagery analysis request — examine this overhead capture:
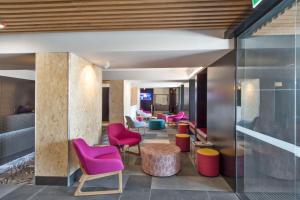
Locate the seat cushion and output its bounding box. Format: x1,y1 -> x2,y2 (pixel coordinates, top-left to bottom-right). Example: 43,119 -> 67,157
134,121 -> 147,128
118,137 -> 141,146
95,150 -> 122,160
91,151 -> 124,174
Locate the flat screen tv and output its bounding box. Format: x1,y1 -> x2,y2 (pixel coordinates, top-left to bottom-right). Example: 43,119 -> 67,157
140,93 -> 152,101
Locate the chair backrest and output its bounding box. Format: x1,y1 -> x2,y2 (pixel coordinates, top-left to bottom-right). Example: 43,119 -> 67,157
73,138 -> 91,173
177,112 -> 185,118
125,116 -> 135,128
136,109 -> 142,115
107,123 -> 126,145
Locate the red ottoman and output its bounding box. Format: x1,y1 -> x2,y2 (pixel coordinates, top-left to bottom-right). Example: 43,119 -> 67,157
157,113 -> 165,120
176,134 -> 190,152
197,148 -> 219,177
177,123 -> 189,134
220,148 -> 244,177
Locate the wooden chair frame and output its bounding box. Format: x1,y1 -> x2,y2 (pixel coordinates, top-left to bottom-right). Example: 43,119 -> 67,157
74,166 -> 123,196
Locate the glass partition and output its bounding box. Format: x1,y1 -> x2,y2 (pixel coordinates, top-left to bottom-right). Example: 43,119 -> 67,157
296,1 -> 300,199
236,1 -> 298,200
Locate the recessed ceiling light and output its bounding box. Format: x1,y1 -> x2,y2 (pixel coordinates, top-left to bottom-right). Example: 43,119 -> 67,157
0,22 -> 7,29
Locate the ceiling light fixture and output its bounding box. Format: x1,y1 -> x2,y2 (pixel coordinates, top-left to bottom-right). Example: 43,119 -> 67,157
188,66 -> 204,79
103,61 -> 110,69
0,22 -> 7,29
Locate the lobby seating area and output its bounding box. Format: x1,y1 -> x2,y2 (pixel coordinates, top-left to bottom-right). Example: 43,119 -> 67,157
157,112 -> 188,124
0,1 -> 298,200
0,121 -> 236,200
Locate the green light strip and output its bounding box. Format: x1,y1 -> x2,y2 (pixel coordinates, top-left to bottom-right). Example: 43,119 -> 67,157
252,0 -> 263,8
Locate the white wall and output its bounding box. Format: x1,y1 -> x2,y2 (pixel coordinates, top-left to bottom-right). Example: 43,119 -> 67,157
0,70 -> 35,80
123,80 -> 132,117
123,80 -> 141,120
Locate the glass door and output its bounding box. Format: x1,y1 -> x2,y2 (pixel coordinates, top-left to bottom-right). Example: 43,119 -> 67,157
236,1 -> 298,200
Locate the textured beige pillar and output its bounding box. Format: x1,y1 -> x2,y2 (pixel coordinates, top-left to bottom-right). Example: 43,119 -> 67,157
131,87 -> 138,106
68,53 -> 102,176
109,80 -> 124,123
35,53 -> 102,186
35,53 -> 69,179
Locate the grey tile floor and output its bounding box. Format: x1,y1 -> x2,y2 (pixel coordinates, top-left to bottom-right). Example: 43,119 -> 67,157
0,126 -> 238,200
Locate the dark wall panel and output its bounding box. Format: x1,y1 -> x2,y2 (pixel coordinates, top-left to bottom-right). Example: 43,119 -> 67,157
180,84 -> 184,111
102,87 -> 109,121
197,69 -> 207,128
189,79 -> 196,122
0,76 -> 35,132
207,51 -> 236,190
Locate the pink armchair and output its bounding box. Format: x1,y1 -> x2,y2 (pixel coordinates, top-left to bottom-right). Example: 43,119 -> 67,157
107,123 -> 142,154
73,138 -> 124,196
167,112 -> 187,122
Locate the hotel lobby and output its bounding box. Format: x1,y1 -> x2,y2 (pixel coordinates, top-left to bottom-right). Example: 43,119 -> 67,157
0,1 -> 299,200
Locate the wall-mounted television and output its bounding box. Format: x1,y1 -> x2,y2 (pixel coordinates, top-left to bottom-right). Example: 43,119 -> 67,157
140,93 -> 152,101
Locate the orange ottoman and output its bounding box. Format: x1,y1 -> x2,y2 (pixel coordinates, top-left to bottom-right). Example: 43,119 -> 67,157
176,134 -> 190,152
197,148 -> 219,177
177,123 -> 189,134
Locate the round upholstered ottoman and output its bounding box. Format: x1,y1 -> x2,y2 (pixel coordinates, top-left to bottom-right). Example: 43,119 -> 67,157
177,123 -> 189,134
176,134 -> 190,152
220,148 -> 244,177
197,148 -> 220,177
141,143 -> 181,177
148,119 -> 165,130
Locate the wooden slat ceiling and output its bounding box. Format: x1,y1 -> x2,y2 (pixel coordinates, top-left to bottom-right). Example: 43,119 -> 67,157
0,0 -> 253,33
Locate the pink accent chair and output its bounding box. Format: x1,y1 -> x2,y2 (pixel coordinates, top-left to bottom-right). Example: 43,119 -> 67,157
73,138 -> 124,196
168,112 -> 187,122
107,123 -> 142,154
157,113 -> 167,121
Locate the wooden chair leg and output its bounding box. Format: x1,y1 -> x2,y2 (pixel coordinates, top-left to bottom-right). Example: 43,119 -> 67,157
74,171 -> 123,196
138,144 -> 141,155
118,171 -> 123,193
74,174 -> 87,196
78,175 -> 85,183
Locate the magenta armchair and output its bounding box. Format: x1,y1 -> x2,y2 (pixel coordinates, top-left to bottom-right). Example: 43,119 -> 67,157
168,112 -> 187,122
107,123 -> 142,154
73,138 -> 124,196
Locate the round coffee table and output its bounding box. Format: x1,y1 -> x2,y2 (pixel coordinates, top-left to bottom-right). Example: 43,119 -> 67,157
141,143 -> 181,177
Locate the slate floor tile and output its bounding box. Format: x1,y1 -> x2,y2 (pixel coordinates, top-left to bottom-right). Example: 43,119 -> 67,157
120,190 -> 150,200
30,186 -> 74,200
124,175 -> 152,191
150,189 -> 209,200
152,176 -> 213,191
208,192 -> 239,200
31,186 -> 120,200
0,185 -> 46,200
0,184 -> 20,199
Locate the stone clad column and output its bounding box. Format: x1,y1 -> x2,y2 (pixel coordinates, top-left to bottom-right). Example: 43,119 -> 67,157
35,52 -> 102,186
35,53 -> 69,185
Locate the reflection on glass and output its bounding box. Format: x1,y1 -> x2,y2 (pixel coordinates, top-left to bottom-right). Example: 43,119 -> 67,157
236,2 -> 298,200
